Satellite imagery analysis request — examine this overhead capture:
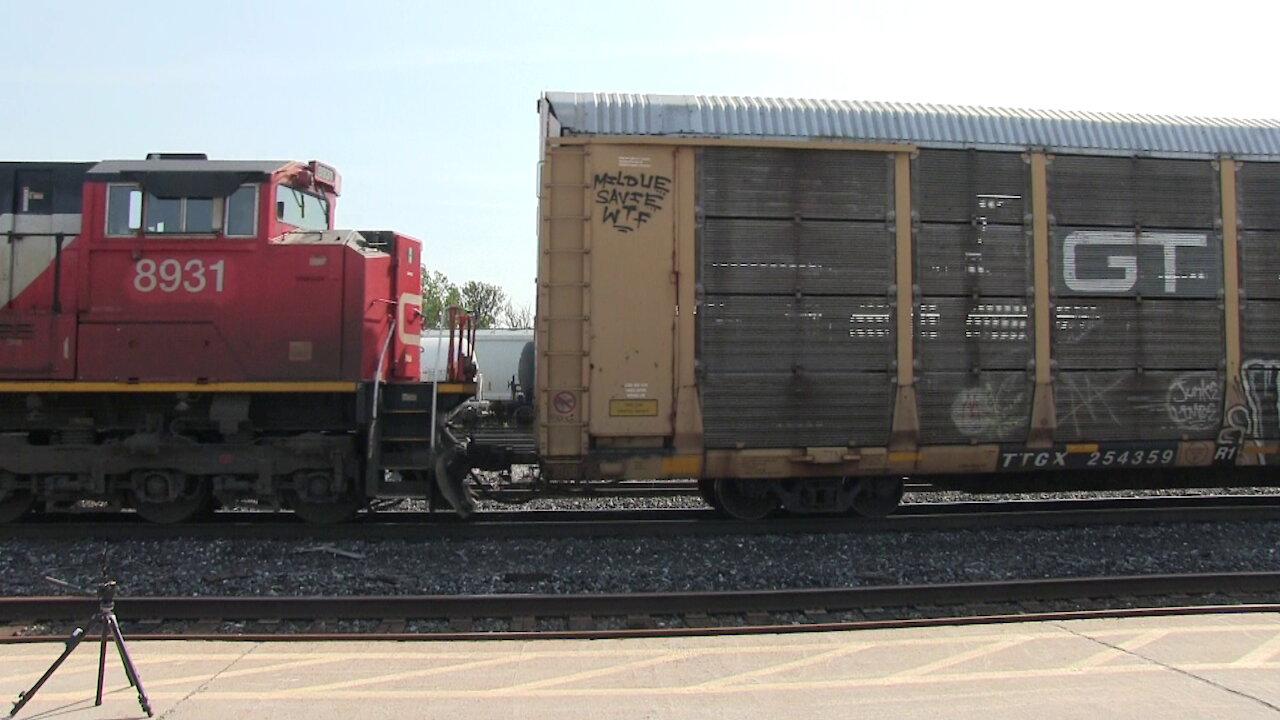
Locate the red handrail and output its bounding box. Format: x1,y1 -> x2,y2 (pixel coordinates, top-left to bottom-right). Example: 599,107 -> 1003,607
445,306 -> 477,383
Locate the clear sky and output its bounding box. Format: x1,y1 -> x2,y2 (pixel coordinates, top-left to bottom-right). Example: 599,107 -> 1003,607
7,0 -> 1278,314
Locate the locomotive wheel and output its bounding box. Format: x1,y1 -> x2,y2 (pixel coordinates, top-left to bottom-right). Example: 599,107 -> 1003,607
850,478 -> 905,518
713,478 -> 778,521
698,477 -> 726,513
285,470 -> 365,525
131,470 -> 212,524
0,472 -> 35,524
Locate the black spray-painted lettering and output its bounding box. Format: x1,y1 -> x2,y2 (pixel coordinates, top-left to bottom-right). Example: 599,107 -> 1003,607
592,172 -> 671,233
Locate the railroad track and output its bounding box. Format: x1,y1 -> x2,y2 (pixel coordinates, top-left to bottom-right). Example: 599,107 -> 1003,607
3,572 -> 1279,642
4,494 -> 1280,541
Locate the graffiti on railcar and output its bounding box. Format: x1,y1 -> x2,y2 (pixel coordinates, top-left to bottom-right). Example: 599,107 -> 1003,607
1239,360 -> 1280,438
1056,374 -> 1126,437
1056,372 -> 1222,439
592,170 -> 672,233
1164,372 -> 1221,432
950,375 -> 1027,440
1209,360 -> 1280,463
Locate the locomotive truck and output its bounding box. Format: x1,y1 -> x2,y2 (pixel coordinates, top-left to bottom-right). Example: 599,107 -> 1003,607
5,92 -> 1280,523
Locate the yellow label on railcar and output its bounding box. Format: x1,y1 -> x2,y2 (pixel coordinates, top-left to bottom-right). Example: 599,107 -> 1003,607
609,399 -> 658,417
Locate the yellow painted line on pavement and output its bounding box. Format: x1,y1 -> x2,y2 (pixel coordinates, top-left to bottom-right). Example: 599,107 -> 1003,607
5,621 -> 1280,666
1074,630 -> 1171,669
274,653 -> 534,696
696,643 -> 874,688
0,655 -> 348,688
1234,631 -> 1280,665
9,617 -> 1280,705
503,651 -> 697,692
10,661 -> 1280,703
888,636 -> 1034,678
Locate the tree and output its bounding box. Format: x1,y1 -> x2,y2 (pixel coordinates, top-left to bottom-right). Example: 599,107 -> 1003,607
421,270 -> 462,329
503,302 -> 533,329
459,280 -> 507,329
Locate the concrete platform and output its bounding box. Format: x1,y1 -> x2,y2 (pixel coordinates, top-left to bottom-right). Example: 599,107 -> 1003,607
2,612 -> 1279,719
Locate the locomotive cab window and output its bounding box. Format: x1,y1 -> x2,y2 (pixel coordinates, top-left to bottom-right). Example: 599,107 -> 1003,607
225,185 -> 258,236
144,194 -> 215,234
106,184 -> 253,236
275,184 -> 329,230
105,185 -> 143,235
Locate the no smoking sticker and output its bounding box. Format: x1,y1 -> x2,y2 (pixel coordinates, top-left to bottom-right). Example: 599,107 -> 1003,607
553,391 -> 577,415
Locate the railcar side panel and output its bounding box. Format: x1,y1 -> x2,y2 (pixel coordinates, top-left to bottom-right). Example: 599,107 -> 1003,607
537,143 -> 590,462
538,140 -> 1276,479
585,145 -> 676,440
913,150 -> 1033,447
1237,162 -> 1280,443
698,147 -> 896,449
1046,157 -> 1224,445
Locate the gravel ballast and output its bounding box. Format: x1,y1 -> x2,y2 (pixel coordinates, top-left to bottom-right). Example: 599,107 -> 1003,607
3,520 -> 1279,598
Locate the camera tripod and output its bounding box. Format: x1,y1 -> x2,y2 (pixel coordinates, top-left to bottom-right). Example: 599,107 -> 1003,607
9,558 -> 151,718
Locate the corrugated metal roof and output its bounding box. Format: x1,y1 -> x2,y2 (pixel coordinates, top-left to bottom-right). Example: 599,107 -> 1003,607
542,92 -> 1280,159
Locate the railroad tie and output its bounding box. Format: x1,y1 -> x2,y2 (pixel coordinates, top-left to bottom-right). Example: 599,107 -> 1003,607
376,619 -> 407,634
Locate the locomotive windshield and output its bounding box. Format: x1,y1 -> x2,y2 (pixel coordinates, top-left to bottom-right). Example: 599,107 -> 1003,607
276,184 -> 330,230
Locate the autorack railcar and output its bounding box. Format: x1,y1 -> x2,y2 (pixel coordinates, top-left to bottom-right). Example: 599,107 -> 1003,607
529,92 -> 1280,519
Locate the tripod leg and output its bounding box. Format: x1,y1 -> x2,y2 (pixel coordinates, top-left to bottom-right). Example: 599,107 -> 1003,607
8,621 -> 90,719
108,615 -> 136,689
107,615 -> 137,689
96,614 -> 109,706
106,614 -> 151,717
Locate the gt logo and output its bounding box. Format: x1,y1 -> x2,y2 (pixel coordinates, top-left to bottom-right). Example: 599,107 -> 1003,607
133,258 -> 226,294
1063,231 -> 1207,293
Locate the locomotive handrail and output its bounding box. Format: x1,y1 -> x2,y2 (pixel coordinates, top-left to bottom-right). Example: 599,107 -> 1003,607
366,312 -> 397,458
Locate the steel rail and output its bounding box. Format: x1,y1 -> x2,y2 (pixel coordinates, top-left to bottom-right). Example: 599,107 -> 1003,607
4,494 -> 1280,541
2,572 -> 1280,643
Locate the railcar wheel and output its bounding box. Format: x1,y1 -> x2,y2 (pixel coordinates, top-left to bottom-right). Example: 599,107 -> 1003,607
713,478 -> 778,521
131,470 -> 212,524
850,478 -> 905,518
285,470 -> 365,525
0,473 -> 35,524
697,477 -> 726,513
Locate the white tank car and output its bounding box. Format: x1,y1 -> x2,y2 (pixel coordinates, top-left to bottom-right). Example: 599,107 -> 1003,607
421,328 -> 533,400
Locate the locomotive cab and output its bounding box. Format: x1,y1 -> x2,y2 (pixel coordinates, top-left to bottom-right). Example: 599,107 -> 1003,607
67,154 -> 420,384
0,155 -> 451,524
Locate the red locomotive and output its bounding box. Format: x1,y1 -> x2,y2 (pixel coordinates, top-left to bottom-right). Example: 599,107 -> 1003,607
0,155 -> 477,523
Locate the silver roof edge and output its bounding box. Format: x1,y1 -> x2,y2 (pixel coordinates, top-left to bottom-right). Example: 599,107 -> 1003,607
541,91 -> 1280,159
